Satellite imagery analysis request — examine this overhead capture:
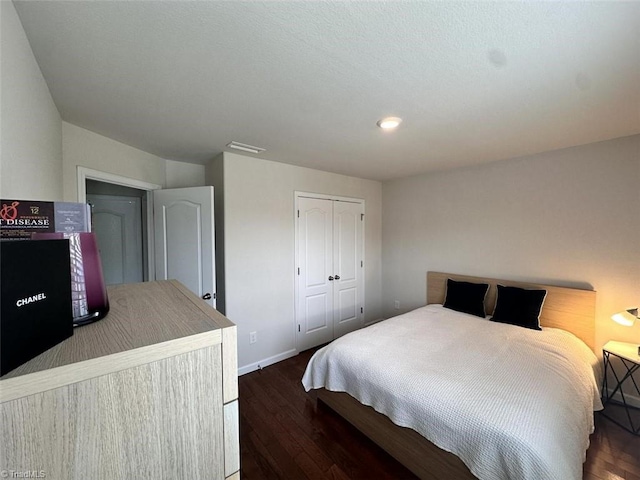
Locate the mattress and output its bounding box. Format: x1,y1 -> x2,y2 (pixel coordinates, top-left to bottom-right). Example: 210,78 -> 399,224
302,304 -> 603,480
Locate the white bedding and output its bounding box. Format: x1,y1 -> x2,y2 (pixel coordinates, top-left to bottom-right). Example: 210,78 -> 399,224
302,304 -> 603,480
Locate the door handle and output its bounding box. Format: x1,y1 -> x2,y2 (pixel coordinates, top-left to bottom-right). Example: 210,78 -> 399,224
202,293 -> 212,300
328,276 -> 334,281
334,275 -> 340,280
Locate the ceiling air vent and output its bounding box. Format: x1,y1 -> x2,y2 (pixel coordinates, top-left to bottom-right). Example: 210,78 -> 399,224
226,141 -> 265,154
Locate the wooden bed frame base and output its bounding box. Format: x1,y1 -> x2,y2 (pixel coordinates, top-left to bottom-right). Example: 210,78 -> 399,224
316,389 -> 477,480
311,272 -> 596,480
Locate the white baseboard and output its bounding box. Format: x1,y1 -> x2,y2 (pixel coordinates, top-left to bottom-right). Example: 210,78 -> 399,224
605,388 -> 640,408
238,349 -> 298,376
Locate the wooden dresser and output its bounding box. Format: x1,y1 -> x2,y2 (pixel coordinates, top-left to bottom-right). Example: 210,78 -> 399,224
0,280 -> 239,480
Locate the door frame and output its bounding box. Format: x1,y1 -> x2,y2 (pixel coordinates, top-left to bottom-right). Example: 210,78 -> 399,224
77,166 -> 162,281
294,191 -> 365,352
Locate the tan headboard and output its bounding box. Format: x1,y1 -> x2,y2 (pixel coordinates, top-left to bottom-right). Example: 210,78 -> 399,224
426,272 -> 596,351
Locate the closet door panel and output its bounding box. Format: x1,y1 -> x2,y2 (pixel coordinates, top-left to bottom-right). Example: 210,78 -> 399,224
333,201 -> 364,339
296,198 -> 334,351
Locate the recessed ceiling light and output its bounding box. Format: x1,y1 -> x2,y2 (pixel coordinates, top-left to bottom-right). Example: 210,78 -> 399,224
376,117 -> 402,130
226,141 -> 266,154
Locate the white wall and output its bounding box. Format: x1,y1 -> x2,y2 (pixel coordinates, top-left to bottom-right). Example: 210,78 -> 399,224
382,135 -> 640,350
166,159 -> 205,188
0,1 -> 62,200
63,123 -> 207,200
62,122 -> 167,201
218,152 -> 382,373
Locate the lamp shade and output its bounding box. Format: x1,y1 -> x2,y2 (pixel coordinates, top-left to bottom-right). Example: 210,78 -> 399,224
611,308 -> 639,327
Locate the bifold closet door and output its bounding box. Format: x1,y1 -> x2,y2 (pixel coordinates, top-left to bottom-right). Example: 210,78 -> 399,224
296,196 -> 364,352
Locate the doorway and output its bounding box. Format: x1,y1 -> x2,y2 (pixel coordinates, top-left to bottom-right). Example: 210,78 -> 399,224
77,166 -> 161,284
86,180 -> 146,285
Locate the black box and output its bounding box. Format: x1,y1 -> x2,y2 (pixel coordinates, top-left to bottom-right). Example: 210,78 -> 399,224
1,239 -> 73,376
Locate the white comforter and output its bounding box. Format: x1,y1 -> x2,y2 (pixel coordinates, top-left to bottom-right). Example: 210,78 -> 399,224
302,305 -> 602,480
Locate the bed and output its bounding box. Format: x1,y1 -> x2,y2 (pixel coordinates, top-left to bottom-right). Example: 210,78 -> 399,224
302,272 -> 601,480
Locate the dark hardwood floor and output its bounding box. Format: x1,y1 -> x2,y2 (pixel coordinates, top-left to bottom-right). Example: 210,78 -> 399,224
238,347 -> 640,480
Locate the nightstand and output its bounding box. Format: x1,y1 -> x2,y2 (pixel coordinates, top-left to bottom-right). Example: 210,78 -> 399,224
601,340 -> 640,436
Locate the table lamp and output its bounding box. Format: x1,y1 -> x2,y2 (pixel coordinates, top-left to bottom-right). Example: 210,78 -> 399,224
611,307 -> 640,355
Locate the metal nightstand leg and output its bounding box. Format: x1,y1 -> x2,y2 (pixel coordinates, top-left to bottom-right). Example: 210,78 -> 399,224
601,350 -> 640,436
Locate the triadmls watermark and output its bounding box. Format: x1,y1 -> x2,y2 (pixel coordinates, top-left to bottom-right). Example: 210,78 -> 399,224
0,471 -> 46,479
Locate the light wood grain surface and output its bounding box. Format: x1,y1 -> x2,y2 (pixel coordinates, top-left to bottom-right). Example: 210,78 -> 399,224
1,345 -> 224,480
0,329 -> 220,403
172,281 -> 239,403
427,271 -> 596,351
222,326 -> 238,402
224,400 -> 240,478
1,280 -> 229,379
0,280 -> 240,480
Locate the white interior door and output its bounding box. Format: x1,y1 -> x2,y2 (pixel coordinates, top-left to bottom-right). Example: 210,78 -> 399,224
154,187 -> 216,308
296,197 -> 334,351
296,194 -> 364,351
87,194 -> 143,285
332,201 -> 364,339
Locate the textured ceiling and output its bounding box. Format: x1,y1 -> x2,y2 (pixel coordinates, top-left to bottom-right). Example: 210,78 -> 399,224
13,1 -> 640,181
